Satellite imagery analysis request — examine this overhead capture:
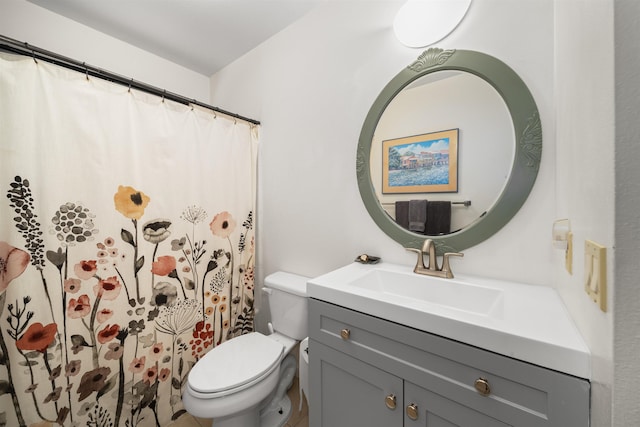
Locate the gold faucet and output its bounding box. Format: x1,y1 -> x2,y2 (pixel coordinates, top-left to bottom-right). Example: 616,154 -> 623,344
407,239 -> 464,279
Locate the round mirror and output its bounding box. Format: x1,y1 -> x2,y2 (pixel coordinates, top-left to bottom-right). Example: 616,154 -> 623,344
356,48 -> 542,253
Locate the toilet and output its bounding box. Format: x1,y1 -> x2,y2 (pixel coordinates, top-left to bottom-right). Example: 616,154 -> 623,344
182,271 -> 309,427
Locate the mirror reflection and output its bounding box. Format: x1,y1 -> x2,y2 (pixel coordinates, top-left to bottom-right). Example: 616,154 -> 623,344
370,71 -> 514,235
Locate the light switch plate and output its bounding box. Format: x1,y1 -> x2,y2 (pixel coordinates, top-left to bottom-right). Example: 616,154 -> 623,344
584,240 -> 606,312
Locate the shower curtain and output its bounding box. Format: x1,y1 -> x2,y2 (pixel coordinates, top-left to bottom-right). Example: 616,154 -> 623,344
0,53 -> 258,427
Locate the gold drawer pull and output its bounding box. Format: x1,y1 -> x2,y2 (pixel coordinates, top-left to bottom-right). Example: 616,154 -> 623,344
385,394 -> 397,410
474,377 -> 491,396
406,403 -> 419,420
340,328 -> 351,340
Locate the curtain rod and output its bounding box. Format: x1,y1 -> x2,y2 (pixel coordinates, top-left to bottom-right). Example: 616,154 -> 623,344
0,34 -> 261,126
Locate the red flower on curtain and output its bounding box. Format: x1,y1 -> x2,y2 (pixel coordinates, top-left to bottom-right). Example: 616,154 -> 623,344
93,276 -> 121,300
0,241 -> 30,294
151,255 -> 176,276
16,322 -> 58,353
97,324 -> 120,344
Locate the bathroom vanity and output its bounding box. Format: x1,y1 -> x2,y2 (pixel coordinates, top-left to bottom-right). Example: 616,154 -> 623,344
307,263 -> 590,427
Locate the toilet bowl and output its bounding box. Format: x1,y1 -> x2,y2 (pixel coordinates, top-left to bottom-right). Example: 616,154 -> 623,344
182,271 -> 309,427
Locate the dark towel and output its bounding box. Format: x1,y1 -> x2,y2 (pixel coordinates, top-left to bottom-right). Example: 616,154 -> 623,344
408,199 -> 428,233
394,201 -> 409,230
426,201 -> 451,235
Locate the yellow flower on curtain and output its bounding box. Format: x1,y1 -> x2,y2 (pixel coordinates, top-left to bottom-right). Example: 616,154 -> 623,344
113,185 -> 151,220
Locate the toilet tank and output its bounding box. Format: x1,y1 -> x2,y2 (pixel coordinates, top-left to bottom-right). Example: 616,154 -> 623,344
264,271 -> 309,340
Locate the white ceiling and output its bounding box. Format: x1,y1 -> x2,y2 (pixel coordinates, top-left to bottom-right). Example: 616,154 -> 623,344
27,0 -> 321,76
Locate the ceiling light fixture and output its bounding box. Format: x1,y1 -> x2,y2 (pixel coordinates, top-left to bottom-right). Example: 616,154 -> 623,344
393,0 -> 472,48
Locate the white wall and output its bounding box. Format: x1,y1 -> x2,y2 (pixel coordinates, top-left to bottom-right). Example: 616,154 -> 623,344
1,0 -> 210,101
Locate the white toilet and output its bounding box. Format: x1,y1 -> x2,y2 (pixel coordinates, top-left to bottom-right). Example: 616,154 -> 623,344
182,271 -> 309,427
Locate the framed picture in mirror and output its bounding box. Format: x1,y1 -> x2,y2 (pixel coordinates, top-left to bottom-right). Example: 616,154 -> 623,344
382,128 -> 459,194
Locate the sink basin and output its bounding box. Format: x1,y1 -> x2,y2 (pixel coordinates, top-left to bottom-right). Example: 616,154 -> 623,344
348,269 -> 504,317
307,262 -> 591,380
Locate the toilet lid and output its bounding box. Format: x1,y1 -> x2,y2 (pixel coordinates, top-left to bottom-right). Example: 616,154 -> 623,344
188,332 -> 284,394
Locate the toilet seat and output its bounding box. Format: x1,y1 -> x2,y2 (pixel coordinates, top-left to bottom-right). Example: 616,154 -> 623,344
187,332 -> 284,396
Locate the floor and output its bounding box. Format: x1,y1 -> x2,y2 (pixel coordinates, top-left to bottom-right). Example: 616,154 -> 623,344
169,374 -> 309,427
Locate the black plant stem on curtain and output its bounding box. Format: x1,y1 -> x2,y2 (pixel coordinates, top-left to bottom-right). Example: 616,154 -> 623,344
0,35 -> 261,126
0,294 -> 27,427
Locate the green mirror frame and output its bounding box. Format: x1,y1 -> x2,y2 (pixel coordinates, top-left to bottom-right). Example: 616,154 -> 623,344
356,48 -> 542,253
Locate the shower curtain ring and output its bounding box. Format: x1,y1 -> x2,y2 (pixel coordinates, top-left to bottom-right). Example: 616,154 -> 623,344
128,78 -> 133,93
25,43 -> 37,63
162,90 -> 166,103
83,62 -> 89,80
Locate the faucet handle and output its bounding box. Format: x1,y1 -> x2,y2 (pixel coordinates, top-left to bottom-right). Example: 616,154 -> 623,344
441,252 -> 464,278
406,247 -> 426,272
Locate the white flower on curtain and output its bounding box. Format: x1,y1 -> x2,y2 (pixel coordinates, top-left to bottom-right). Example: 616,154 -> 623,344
0,53 -> 258,427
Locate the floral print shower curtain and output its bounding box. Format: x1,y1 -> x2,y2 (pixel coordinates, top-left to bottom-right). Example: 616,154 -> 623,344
0,53 -> 258,427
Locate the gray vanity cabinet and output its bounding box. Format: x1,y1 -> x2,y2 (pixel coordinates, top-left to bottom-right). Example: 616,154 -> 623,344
309,299 -> 590,427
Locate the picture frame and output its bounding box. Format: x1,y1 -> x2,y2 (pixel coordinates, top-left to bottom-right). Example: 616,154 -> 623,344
382,128 -> 459,194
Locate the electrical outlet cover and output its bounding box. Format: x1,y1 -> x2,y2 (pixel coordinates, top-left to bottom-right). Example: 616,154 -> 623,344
584,240 -> 606,312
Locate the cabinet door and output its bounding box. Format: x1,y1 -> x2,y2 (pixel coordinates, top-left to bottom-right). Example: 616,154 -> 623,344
404,381 -> 511,427
309,339 -> 403,427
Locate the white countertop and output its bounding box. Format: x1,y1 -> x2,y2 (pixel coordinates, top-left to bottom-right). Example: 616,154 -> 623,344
307,262 -> 591,380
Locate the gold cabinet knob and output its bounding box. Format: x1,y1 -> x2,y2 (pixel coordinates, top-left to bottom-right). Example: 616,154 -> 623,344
384,394 -> 397,410
474,377 -> 491,396
406,403 -> 419,420
340,328 -> 351,340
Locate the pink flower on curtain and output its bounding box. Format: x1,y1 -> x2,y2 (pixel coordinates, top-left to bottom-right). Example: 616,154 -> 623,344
0,241 -> 30,294
74,260 -> 97,280
151,255 -> 176,276
16,322 -> 58,353
148,342 -> 164,361
67,295 -> 91,319
65,360 -> 82,377
93,276 -> 121,300
129,356 -> 146,373
64,278 -> 81,293
96,308 -> 113,324
209,211 -> 237,238
104,342 -> 124,361
143,365 -> 157,385
114,185 -> 151,220
158,367 -> 170,382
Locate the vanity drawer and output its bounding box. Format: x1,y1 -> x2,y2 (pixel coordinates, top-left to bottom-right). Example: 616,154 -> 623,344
309,298 -> 590,427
